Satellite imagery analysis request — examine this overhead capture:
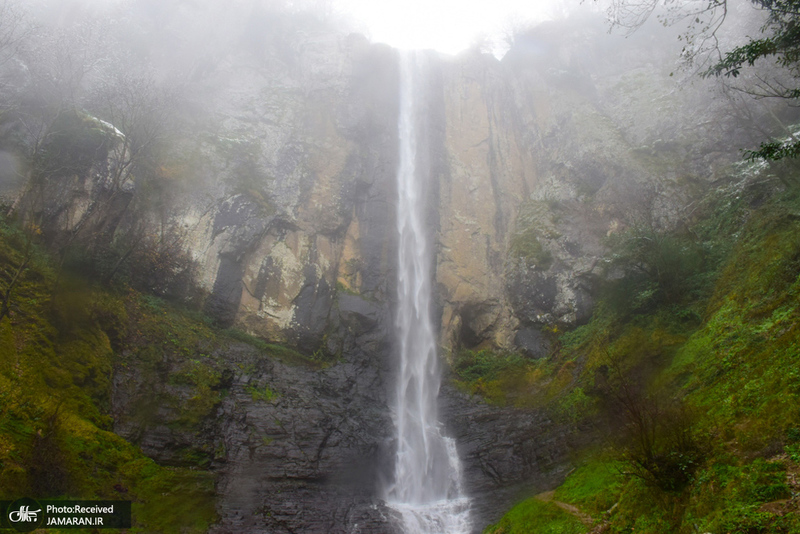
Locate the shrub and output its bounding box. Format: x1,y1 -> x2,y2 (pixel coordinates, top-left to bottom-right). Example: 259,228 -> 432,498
245,384 -> 278,403
510,227 -> 554,271
451,349 -> 526,383
603,225 -> 709,315
28,408 -> 71,497
596,358 -> 707,493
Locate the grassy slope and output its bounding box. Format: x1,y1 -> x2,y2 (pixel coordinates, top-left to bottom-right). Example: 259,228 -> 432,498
487,498 -> 587,534
478,182 -> 800,533
0,215 -> 359,533
0,224 -> 219,532
0,219 -> 281,532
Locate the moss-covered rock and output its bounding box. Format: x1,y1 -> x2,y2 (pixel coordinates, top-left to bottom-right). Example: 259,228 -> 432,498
0,221 -> 217,532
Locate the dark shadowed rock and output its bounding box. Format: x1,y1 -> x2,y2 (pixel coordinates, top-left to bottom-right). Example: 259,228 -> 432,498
338,293 -> 382,331
514,327 -> 551,359
508,270 -> 559,324
209,343 -> 401,533
439,384 -> 588,532
291,266 -> 334,352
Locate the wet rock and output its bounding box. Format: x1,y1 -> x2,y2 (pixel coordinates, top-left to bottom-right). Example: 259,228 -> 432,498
107,12 -> 764,534
508,270 -> 560,324
115,335 -> 403,533
440,384 -> 588,532
514,327 -> 551,359
338,293 -> 382,332
290,266 -> 335,352
210,354 -> 400,533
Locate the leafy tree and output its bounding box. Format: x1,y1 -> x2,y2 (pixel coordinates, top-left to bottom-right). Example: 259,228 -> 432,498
706,0 -> 800,160
606,0 -> 800,163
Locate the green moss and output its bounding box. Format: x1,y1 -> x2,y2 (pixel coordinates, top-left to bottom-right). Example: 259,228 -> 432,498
340,258 -> 363,290
246,384 -> 278,403
223,327 -> 324,366
223,327 -> 273,350
492,188 -> 800,532
452,349 -> 527,382
509,200 -> 561,270
0,215 -> 319,523
264,341 -> 309,363
510,227 -> 554,270
130,467 -> 216,533
0,219 -> 217,530
132,295 -> 221,358
451,349 -> 540,406
172,362 -> 223,428
335,280 -> 360,296
554,459 -> 623,516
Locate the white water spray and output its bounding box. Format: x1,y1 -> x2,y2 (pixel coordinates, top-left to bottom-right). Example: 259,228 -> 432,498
386,51 -> 471,534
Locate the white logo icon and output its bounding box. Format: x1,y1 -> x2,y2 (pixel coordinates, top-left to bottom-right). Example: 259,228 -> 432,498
9,505 -> 41,523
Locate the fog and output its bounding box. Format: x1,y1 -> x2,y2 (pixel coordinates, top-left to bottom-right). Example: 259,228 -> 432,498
1,0 -> 799,532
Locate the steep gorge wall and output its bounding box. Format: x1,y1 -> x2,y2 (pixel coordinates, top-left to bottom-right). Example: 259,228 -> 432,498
141,18 -> 760,532
430,19 -> 756,360
1,4 -> 791,532
433,52 -> 536,353
28,14 -> 769,533
185,21 -> 748,363
181,33 -> 400,355
146,27 -> 586,531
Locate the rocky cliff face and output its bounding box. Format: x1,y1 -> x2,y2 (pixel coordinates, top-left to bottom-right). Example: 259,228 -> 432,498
106,24 -> 587,531
173,14 -> 749,368
2,2 -> 792,532
105,12 -> 768,534
181,32 -> 400,354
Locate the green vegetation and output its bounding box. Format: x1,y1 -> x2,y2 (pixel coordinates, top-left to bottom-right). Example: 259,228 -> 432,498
0,223 -> 217,532
209,134 -> 274,215
603,226 -> 710,313
224,327 -> 330,367
510,200 -> 560,270
340,258 -> 364,290
612,0 -> 800,166
487,179 -> 800,532
452,348 -> 543,406
0,214 -> 325,532
510,227 -> 554,270
703,0 -> 800,164
36,111 -> 118,179
336,279 -> 360,296
485,498 -> 587,534
451,343 -> 596,410
452,348 -> 527,383
245,384 -> 278,402
553,459 -> 624,516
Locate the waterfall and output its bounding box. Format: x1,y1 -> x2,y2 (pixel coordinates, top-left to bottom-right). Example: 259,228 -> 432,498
386,51 -> 472,534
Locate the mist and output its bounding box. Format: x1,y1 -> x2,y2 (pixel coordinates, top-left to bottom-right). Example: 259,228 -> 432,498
1,0 -> 799,533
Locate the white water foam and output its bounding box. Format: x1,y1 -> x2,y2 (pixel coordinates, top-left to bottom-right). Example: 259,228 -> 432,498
386,51 -> 472,534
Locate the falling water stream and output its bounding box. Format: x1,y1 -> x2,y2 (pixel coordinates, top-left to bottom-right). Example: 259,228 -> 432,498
386,51 -> 472,534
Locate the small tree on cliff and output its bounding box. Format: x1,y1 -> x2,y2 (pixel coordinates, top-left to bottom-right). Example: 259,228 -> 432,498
0,0 -> 29,67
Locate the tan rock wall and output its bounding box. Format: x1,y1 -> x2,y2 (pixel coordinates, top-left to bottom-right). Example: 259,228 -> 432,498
435,54 -> 538,354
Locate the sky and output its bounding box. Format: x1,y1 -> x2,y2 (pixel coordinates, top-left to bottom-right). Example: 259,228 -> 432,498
26,0 -> 586,58
331,0 -> 565,56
